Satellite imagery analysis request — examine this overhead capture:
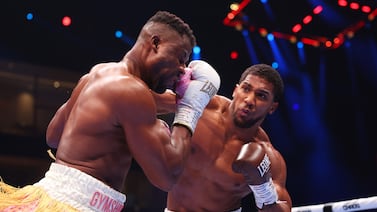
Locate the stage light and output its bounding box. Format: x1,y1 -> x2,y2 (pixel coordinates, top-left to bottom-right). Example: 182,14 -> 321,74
297,42 -> 304,49
292,103 -> 300,111
349,2 -> 360,10
338,0 -> 347,7
313,5 -> 323,14
230,51 -> 239,60
346,31 -> 354,38
333,37 -> 341,45
230,3 -> 239,11
369,13 -> 376,21
62,16 -> 71,27
192,46 -> 201,60
361,6 -> 371,13
259,28 -> 268,37
235,23 -> 243,31
223,0 -> 373,49
115,30 -> 123,38
303,15 -> 312,25
267,33 -> 274,41
289,36 -> 297,43
26,13 -> 33,21
53,81 -> 61,89
271,62 -> 278,69
292,24 -> 302,33
193,46 -> 201,55
325,40 -> 332,48
227,13 -> 235,20
301,38 -> 320,47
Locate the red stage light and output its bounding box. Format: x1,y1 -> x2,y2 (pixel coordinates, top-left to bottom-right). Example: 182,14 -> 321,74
349,2 -> 360,10
230,51 -> 239,60
62,16 -> 71,27
303,15 -> 313,25
292,24 -> 302,33
313,5 -> 323,14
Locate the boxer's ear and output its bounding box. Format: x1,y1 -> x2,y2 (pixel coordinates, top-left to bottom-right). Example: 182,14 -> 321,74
268,102 -> 278,114
152,36 -> 160,50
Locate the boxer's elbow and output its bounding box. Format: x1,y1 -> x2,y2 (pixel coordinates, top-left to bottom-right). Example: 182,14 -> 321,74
149,166 -> 183,191
152,180 -> 174,192
46,138 -> 59,149
149,177 -> 174,192
46,127 -> 62,149
46,131 -> 59,149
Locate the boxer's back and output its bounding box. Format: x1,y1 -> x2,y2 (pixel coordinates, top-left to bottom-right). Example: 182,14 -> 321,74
55,62 -> 137,191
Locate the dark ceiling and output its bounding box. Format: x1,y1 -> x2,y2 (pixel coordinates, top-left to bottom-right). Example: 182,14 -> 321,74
1,0 -> 376,84
1,1 -> 235,71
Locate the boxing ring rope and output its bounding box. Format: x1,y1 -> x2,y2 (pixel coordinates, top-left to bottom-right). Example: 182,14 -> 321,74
292,196 -> 377,212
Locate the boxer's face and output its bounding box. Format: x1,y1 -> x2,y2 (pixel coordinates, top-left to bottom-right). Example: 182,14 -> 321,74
231,74 -> 278,128
149,31 -> 192,94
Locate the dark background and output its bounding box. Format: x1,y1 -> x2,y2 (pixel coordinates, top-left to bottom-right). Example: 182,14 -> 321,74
1,0 -> 377,211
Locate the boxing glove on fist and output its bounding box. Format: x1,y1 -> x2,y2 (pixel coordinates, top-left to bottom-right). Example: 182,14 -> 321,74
232,142 -> 278,209
173,60 -> 220,134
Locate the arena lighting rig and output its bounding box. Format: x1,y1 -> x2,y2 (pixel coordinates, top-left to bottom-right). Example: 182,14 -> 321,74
223,0 -> 377,49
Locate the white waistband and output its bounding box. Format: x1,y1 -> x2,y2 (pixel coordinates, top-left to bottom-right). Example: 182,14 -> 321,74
34,163 -> 126,212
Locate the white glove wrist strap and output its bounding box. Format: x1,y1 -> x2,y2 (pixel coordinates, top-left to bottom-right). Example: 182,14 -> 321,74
173,104 -> 200,134
249,177 -> 278,209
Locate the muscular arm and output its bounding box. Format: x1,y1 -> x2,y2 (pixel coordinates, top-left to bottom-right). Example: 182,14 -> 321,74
118,80 -> 192,191
262,148 -> 292,212
46,74 -> 90,148
256,129 -> 292,211
151,89 -> 177,115
46,103 -> 67,148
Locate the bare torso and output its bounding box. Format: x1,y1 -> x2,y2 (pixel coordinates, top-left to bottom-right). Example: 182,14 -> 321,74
167,96 -> 252,211
54,62 -> 137,191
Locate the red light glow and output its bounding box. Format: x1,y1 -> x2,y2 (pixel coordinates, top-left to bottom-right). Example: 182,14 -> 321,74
230,51 -> 239,60
62,16 -> 71,26
303,15 -> 313,24
292,24 -> 302,33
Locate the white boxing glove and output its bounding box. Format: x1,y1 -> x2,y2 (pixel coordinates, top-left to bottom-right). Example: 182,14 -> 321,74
173,60 -> 221,134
